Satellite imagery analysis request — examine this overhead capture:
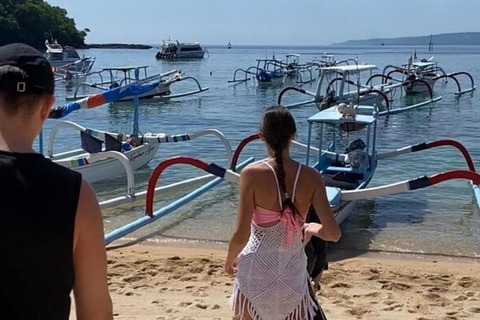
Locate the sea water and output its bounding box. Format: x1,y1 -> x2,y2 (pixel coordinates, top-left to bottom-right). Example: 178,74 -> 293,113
48,45 -> 480,258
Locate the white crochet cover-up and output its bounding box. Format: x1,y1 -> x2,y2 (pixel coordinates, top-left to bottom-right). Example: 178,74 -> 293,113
231,163 -> 323,320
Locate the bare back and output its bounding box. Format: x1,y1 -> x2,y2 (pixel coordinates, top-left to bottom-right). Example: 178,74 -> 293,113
249,160 -> 317,213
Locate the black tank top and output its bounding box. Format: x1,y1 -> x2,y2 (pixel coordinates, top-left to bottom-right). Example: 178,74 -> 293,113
0,150 -> 82,320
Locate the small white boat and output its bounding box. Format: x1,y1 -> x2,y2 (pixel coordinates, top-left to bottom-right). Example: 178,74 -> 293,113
155,40 -> 206,59
53,57 -> 96,85
279,64 -> 390,111
45,40 -> 94,71
379,56 -> 476,97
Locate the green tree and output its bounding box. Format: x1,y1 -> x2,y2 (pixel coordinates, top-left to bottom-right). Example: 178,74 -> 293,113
0,0 -> 88,48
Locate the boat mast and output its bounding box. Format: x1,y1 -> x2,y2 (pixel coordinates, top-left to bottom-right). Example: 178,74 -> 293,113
132,68 -> 140,137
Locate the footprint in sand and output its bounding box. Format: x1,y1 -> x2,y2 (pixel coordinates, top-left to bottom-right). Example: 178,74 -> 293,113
426,286 -> 448,293
168,256 -> 182,261
194,303 -> 208,309
180,275 -> 198,281
347,306 -> 371,318
330,282 -> 352,289
424,292 -> 441,300
364,292 -> 380,297
121,275 -> 145,283
177,301 -> 192,307
383,303 -> 404,311
453,295 -> 468,301
381,282 -> 411,290
457,281 -> 473,288
469,307 -> 480,313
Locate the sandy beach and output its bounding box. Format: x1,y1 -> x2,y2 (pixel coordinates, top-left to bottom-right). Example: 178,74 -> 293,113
68,242 -> 480,320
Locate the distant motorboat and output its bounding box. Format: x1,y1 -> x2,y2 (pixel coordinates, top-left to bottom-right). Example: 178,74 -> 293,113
44,40 -> 93,70
155,39 -> 206,59
227,41 -> 232,49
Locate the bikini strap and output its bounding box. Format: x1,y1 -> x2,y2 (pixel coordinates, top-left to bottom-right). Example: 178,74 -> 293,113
292,164 -> 302,203
263,162 -> 283,210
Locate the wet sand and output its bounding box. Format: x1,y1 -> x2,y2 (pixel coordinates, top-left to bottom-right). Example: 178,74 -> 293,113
69,243 -> 480,320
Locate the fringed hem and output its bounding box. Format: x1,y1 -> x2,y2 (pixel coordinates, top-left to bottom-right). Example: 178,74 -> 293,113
231,279 -> 319,320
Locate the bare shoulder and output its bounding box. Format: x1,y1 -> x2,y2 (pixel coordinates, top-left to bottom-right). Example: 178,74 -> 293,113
240,162 -> 268,175
301,165 -> 323,183
239,162 -> 269,184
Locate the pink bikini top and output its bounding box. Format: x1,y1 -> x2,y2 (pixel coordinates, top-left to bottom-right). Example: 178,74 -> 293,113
253,162 -> 307,245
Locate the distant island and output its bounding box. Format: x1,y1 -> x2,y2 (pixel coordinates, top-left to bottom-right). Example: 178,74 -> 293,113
87,43 -> 153,49
333,32 -> 480,46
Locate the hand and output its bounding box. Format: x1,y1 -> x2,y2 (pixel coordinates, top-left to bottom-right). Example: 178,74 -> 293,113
302,223 -> 323,245
224,257 -> 238,276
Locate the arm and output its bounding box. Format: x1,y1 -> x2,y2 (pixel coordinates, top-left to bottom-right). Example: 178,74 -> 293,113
224,166 -> 255,274
311,171 -> 341,242
73,180 -> 113,320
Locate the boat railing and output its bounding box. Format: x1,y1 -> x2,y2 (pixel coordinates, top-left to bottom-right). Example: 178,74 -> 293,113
143,129 -> 233,163
89,151 -> 136,197
295,67 -> 316,84
228,67 -> 261,83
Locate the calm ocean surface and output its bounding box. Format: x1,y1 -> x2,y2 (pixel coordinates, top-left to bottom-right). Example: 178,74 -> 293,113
46,45 -> 480,258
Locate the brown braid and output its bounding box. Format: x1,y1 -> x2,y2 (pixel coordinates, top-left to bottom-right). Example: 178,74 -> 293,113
260,106 -> 299,216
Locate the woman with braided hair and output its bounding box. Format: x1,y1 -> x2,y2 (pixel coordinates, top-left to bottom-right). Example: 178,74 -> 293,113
225,106 -> 341,320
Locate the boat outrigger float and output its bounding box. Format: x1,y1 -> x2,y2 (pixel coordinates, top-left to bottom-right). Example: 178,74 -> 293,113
103,104 -> 480,245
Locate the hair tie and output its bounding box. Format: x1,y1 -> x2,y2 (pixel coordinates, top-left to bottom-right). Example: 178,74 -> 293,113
284,193 -> 290,200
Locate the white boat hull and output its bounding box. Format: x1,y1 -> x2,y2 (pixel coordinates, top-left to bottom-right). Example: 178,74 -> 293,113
334,200 -> 358,225
404,78 -> 437,94
54,143 -> 159,184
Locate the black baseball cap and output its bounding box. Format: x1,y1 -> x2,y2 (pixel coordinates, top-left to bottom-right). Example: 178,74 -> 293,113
0,43 -> 54,95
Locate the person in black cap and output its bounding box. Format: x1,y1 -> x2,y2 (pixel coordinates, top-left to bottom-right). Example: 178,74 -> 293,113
0,43 -> 112,320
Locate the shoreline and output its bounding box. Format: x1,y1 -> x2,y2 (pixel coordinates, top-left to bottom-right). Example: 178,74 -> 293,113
107,236 -> 480,264
86,43 -> 154,49
70,241 -> 480,320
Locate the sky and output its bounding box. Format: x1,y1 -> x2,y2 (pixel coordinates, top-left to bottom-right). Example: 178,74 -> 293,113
47,0 -> 480,46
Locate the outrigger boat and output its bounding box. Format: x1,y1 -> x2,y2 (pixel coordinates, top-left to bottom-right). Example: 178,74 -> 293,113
45,40 -> 94,71
44,69 -> 231,197
52,57 -> 96,85
374,56 -> 476,96
102,104 -> 480,245
229,55 -> 316,85
278,62 -> 448,116
67,65 -> 208,101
